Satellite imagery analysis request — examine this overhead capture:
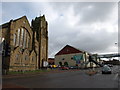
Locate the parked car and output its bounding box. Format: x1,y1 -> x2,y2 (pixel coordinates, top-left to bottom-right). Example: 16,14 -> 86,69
60,66 -> 69,70
107,64 -> 113,67
52,65 -> 57,68
47,65 -> 57,69
69,66 -> 79,69
102,65 -> 112,74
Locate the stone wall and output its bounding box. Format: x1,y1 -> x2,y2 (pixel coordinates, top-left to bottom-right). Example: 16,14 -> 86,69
1,15 -> 48,72
32,15 -> 48,68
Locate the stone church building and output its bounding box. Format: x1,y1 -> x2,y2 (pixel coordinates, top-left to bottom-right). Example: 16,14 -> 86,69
0,15 -> 48,72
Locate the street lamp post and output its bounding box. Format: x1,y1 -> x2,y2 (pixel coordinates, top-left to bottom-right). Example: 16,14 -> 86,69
115,42 -> 120,88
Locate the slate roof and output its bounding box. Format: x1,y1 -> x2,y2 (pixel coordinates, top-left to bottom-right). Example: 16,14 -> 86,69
55,45 -> 83,56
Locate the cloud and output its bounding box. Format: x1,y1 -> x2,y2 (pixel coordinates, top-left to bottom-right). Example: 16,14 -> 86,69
1,2 -> 118,58
48,2 -> 118,56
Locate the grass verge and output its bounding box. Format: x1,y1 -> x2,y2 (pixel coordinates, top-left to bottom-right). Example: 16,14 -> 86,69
7,69 -> 51,75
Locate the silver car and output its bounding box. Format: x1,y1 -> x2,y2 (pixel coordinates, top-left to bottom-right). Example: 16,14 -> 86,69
102,65 -> 112,74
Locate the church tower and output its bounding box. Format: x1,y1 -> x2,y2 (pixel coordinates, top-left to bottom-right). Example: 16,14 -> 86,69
31,15 -> 48,69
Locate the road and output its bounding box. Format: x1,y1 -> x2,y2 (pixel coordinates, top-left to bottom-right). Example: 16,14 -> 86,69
2,65 -> 120,88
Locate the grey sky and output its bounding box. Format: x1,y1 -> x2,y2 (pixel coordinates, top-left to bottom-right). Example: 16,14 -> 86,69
1,2 -> 118,58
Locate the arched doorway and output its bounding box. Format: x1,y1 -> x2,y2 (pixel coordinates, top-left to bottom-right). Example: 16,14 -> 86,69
64,62 -> 68,66
59,62 -> 62,66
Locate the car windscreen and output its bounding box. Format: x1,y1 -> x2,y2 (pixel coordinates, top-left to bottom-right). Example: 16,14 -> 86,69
103,66 -> 111,71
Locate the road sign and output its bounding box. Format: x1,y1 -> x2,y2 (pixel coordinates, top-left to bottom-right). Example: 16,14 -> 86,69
43,61 -> 48,67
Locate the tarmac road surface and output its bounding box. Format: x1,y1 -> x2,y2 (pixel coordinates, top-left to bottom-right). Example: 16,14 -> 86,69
2,65 -> 120,88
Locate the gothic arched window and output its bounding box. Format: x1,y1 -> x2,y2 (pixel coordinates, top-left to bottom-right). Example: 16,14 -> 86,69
16,28 -> 20,46
20,28 -> 24,47
13,34 -> 17,46
23,30 -> 26,49
14,28 -> 30,49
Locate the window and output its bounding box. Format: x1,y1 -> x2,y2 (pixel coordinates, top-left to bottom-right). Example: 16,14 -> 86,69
16,29 -> 20,46
16,54 -> 19,60
16,28 -> 30,49
25,33 -> 30,49
25,34 -> 28,48
28,37 -> 30,48
22,29 -> 25,47
26,36 -> 29,48
25,56 -> 27,60
13,34 -> 16,46
71,57 -> 73,60
2,50 -> 5,56
20,28 -> 24,46
31,56 -> 33,62
25,55 -> 29,61
23,21 -> 26,24
23,30 -> 26,49
62,58 -> 65,60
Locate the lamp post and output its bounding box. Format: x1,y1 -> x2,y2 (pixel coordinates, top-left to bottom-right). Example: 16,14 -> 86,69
115,42 -> 120,88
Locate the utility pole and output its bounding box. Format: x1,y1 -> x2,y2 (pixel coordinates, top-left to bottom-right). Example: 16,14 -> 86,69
115,42 -> 120,89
